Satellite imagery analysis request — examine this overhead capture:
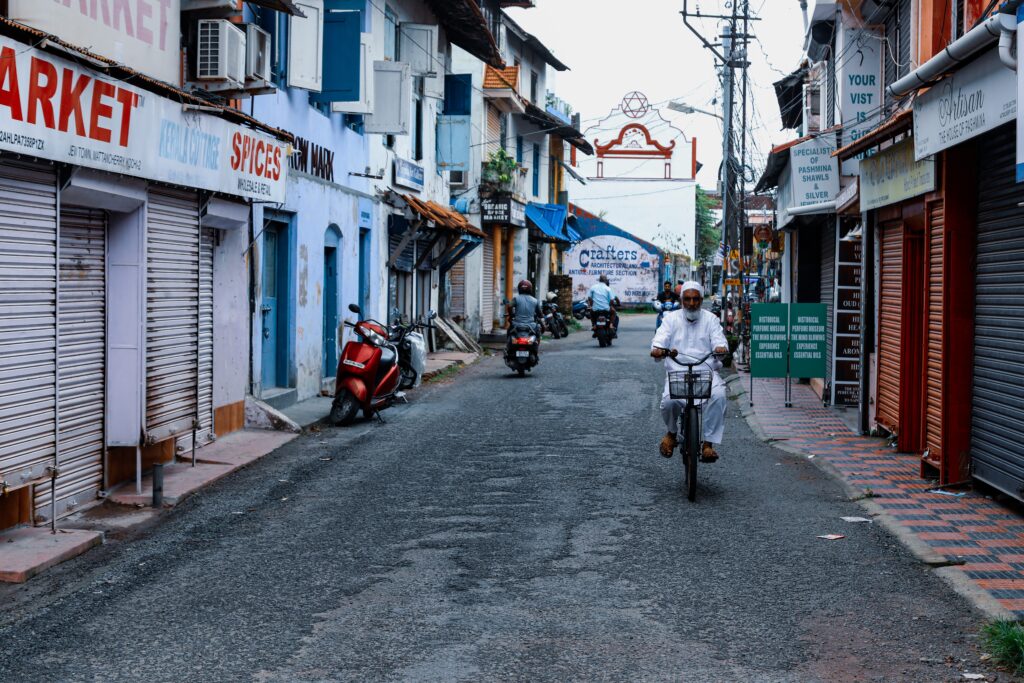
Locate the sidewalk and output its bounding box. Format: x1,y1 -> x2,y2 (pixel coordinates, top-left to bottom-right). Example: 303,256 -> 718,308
730,372 -> 1024,620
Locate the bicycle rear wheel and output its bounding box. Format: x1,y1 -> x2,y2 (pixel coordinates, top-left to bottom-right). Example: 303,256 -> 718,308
684,405 -> 700,501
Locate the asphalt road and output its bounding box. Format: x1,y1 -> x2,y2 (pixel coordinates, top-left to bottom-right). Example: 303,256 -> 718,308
0,315 -> 998,682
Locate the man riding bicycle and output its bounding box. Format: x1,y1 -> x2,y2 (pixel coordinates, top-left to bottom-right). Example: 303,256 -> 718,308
650,281 -> 728,461
587,274 -> 620,337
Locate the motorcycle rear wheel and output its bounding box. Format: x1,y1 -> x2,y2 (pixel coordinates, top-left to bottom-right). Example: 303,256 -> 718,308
558,318 -> 569,337
330,390 -> 360,426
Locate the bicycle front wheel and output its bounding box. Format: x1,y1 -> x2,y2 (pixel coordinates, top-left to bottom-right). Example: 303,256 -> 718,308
684,404 -> 700,501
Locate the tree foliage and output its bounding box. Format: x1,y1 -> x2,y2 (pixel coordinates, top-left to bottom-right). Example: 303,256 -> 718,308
695,186 -> 720,262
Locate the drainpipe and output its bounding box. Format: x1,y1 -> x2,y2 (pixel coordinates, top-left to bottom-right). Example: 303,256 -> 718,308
999,11 -> 1017,71
887,11 -> 1014,97
799,0 -> 809,35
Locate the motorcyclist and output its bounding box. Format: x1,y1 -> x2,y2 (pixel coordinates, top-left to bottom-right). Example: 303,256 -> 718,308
650,281 -> 728,462
655,280 -> 680,330
507,279 -> 543,337
587,274 -> 620,337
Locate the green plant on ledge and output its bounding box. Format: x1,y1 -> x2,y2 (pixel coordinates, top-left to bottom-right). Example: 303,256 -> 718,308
482,149 -> 519,193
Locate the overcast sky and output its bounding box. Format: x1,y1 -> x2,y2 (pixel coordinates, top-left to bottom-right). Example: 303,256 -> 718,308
507,0 -> 808,195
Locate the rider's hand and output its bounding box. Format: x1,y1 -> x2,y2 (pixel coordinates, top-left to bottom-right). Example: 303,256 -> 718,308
714,346 -> 727,355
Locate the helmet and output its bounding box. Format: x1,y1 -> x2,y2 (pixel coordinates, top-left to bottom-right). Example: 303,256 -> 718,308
517,279 -> 533,294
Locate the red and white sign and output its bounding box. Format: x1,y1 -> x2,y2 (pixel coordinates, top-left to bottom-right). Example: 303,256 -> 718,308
0,34 -> 287,202
9,0 -> 182,85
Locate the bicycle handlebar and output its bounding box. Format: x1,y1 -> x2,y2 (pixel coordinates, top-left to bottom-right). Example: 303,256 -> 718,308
652,347 -> 723,367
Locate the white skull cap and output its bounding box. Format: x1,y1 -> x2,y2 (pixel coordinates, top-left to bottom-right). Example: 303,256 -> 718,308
681,281 -> 703,296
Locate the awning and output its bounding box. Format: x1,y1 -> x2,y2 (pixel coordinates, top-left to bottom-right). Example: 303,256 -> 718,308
501,11 -> 570,71
559,160 -> 587,185
526,202 -> 569,243
566,216 -> 581,243
424,0 -> 504,68
243,0 -> 306,15
773,66 -> 808,131
804,2 -> 836,62
522,102 -> 594,155
833,109 -> 912,160
400,193 -> 486,237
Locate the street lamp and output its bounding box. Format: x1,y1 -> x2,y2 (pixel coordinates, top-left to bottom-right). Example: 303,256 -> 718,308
667,100 -> 723,120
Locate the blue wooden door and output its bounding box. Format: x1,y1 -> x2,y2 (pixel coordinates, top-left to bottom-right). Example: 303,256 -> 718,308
261,226 -> 281,388
323,246 -> 339,377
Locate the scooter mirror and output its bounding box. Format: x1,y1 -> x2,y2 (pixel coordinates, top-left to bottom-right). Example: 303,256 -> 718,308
348,303 -> 361,314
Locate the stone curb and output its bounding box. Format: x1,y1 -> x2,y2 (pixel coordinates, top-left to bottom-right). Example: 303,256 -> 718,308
725,376 -> 1017,622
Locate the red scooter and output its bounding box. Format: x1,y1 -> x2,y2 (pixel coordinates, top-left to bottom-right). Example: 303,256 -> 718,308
330,304 -> 402,425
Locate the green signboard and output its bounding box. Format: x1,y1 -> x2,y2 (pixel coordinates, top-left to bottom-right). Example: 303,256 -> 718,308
789,303 -> 828,378
750,303 -> 789,378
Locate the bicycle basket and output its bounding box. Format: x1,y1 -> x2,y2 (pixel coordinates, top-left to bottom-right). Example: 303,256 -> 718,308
668,369 -> 713,400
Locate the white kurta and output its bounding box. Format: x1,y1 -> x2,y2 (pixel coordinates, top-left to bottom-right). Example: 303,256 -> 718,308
650,309 -> 729,444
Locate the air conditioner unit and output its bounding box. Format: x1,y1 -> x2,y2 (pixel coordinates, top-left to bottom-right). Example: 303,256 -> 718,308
449,169 -> 466,187
245,24 -> 272,83
197,19 -> 246,87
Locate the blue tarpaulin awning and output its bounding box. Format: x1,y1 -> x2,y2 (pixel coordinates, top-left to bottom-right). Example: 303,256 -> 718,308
526,202 -> 570,243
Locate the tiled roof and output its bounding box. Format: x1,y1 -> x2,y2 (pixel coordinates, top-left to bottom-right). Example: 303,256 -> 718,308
403,194 -> 485,238
484,65 -> 520,91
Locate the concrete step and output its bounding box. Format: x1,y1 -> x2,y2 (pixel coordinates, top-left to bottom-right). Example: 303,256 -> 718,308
261,387 -> 297,411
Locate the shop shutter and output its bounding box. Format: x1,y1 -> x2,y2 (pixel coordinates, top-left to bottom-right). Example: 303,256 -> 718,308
0,160 -> 57,499
146,187 -> 200,445
923,200 -> 945,467
449,260 -> 466,318
821,221 -> 836,390
875,220 -> 903,433
971,124 -> 1024,499
486,104 -> 501,158
482,235 -> 494,332
175,227 -> 215,454
35,208 -> 106,522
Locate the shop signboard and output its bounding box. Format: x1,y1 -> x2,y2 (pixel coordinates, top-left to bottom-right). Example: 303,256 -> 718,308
832,232 -> 862,405
1018,7 -> 1024,182
481,197 -> 527,227
394,157 -> 425,192
789,133 -> 839,210
750,304 -> 789,378
8,0 -> 182,84
0,33 -> 287,202
789,303 -> 828,378
860,138 -> 936,210
915,48 -> 1016,161
564,233 -> 661,305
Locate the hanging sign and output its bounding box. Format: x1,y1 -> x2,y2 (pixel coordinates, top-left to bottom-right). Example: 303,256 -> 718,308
750,304 -> 789,378
789,133 -> 839,210
789,303 -> 828,378
481,197 -> 526,226
860,138 -> 936,210
0,34 -> 287,202
915,48 -> 1016,161
837,24 -> 883,175
393,157 -> 425,192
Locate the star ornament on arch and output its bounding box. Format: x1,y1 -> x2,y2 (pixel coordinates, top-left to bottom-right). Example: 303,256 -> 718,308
620,91 -> 650,119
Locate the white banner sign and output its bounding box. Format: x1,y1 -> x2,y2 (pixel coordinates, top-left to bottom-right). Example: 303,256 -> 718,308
564,234 -> 661,305
1018,6 -> 1024,182
915,48 -> 1016,161
837,24 -> 883,175
0,34 -> 287,202
9,0 -> 182,85
789,132 -> 839,208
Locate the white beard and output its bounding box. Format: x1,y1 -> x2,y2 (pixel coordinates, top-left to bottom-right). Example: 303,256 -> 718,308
684,309 -> 700,322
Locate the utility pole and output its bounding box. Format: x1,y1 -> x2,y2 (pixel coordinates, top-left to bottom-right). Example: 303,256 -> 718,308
681,1 -> 756,299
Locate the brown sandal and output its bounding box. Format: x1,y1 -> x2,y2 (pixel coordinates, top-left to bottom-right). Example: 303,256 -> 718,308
659,433 -> 677,458
701,442 -> 719,463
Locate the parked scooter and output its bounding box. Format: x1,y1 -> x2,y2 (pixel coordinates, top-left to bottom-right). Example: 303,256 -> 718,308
331,304 -> 402,425
504,322 -> 540,376
389,309 -> 434,390
542,296 -> 570,339
572,300 -> 590,320
653,298 -> 680,330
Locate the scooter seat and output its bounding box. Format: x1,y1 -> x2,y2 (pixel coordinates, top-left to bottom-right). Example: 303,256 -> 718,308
379,345 -> 397,367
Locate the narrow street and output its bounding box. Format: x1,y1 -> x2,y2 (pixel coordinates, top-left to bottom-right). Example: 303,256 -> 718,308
0,316 -> 990,682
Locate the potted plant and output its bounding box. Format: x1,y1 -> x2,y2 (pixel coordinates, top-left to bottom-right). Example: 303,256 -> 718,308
481,149 -> 519,194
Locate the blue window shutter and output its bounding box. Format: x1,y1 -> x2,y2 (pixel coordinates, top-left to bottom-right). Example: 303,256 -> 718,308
516,136 -> 523,163
437,115 -> 471,172
532,144 -> 540,195
443,74 -> 472,116
311,7 -> 361,103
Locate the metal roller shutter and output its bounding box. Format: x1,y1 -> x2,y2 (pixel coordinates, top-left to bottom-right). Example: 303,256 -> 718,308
876,220 -> 903,433
971,124 -> 1024,499
146,187 -> 200,445
482,235 -> 494,332
0,160 -> 57,499
35,208 -> 106,522
486,104 -> 502,158
449,260 -> 466,318
923,200 -> 945,467
821,221 -> 836,390
176,227 -> 214,454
